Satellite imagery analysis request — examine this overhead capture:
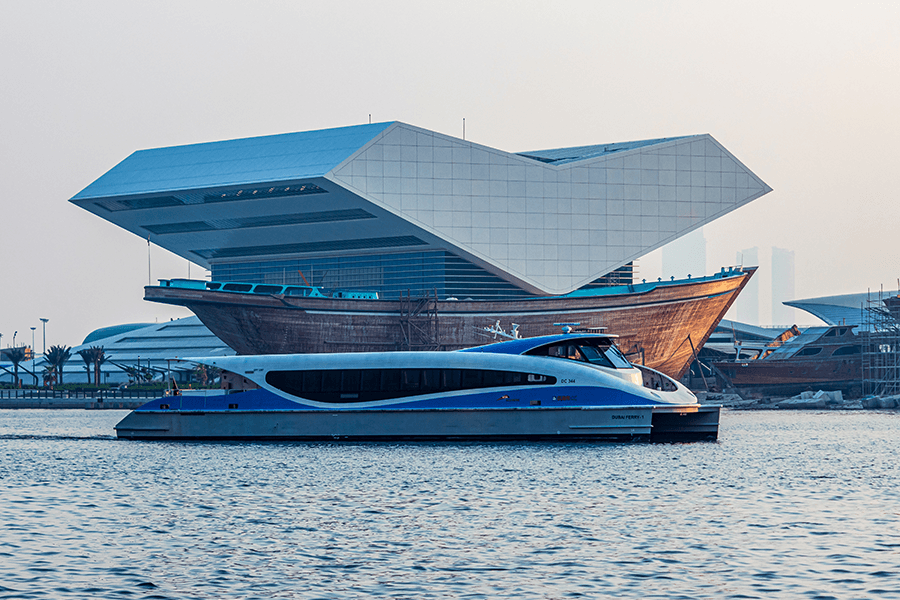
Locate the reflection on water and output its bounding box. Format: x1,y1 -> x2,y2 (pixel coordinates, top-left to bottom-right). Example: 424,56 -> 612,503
1,409 -> 899,599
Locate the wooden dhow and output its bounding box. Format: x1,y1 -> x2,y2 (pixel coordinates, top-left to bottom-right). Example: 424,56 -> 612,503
145,266 -> 755,379
712,324 -> 863,398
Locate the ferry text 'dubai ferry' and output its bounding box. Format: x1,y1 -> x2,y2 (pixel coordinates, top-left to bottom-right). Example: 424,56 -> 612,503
115,332 -> 720,442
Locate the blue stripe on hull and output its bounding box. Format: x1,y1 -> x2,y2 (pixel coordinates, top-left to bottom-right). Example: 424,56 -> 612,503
135,385 -> 660,413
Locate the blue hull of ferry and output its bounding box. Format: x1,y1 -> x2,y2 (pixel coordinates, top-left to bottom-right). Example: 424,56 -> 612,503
115,388 -> 719,443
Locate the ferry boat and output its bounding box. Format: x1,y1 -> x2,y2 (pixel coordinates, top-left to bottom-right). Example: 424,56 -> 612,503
115,332 -> 720,442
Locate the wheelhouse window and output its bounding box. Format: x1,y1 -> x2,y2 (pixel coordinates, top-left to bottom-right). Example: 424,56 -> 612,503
579,345 -> 613,367
525,338 -> 632,369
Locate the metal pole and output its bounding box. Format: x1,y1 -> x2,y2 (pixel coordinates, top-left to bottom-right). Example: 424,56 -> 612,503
31,327 -> 36,386
40,318 -> 48,353
687,334 -> 709,392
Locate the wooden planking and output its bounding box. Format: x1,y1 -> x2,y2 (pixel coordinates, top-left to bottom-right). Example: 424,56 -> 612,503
146,270 -> 754,379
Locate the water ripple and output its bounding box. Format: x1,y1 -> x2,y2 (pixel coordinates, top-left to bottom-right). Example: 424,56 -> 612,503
1,409 -> 900,598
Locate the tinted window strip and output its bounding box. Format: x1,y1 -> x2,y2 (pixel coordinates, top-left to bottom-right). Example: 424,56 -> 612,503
266,368 -> 555,403
143,209 -> 375,235
194,236 -> 427,260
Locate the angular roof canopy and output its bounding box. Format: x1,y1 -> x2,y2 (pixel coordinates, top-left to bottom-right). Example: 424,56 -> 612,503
71,122 -> 772,295
784,292 -> 872,326
72,122 -> 394,200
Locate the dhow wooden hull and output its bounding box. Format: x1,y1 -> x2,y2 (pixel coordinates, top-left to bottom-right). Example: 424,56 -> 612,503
145,268 -> 755,379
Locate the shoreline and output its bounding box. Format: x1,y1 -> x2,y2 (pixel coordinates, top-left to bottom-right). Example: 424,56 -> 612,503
0,388 -> 224,410
699,391 -> 900,410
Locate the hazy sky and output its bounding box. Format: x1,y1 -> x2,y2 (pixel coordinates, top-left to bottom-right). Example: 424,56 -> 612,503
2,0 -> 899,349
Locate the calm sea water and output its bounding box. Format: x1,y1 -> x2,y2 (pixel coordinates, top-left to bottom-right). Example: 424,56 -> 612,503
1,409 -> 899,599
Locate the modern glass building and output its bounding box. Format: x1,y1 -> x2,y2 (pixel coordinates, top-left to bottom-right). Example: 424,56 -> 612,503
70,122 -> 771,300
1,317 -> 233,386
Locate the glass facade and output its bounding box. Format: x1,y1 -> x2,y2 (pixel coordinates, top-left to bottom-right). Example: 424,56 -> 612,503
211,251 -> 635,300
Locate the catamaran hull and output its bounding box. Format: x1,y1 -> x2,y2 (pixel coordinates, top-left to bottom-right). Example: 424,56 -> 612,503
115,405 -> 719,442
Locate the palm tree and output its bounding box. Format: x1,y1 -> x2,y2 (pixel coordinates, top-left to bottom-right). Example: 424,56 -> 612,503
193,364 -> 222,387
92,346 -> 107,386
44,345 -> 72,386
42,364 -> 57,388
77,349 -> 93,384
6,347 -> 26,388
76,346 -> 108,386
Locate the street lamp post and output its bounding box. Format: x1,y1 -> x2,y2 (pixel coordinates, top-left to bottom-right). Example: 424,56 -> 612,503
30,327 -> 37,386
40,318 -> 49,354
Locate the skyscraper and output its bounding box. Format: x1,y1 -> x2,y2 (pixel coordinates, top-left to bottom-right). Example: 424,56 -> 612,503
771,247 -> 796,326
662,227 -> 707,281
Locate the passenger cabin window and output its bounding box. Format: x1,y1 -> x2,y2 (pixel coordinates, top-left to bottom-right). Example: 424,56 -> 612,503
824,330 -> 836,337
266,368 -> 556,403
254,285 -> 283,295
796,347 -> 823,357
832,345 -> 861,356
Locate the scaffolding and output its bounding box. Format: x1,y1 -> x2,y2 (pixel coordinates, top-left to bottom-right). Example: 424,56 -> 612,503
861,288 -> 900,396
399,288 -> 441,351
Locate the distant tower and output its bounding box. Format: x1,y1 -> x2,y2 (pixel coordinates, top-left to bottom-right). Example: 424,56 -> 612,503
735,247 -> 760,325
771,247 -> 796,326
662,228 -> 707,280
